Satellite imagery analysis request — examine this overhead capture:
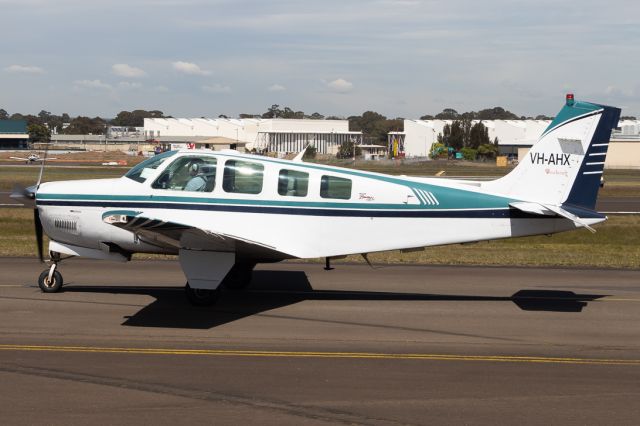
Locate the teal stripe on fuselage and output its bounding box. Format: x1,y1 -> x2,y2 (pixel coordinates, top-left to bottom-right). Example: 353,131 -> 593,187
37,190 -> 513,211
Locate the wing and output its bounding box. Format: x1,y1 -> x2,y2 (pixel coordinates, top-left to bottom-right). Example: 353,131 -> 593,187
9,156 -> 28,161
102,210 -> 291,260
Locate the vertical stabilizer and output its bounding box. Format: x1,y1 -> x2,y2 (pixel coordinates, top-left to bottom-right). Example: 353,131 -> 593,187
482,95 -> 620,210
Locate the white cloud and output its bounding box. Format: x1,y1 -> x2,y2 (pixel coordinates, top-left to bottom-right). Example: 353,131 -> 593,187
202,84 -> 231,94
4,64 -> 44,74
153,85 -> 169,92
326,78 -> 353,93
267,84 -> 286,92
73,79 -> 112,90
112,63 -> 146,78
118,81 -> 142,89
172,61 -> 211,76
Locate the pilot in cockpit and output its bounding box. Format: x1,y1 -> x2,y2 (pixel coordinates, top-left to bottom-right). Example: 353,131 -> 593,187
184,162 -> 207,192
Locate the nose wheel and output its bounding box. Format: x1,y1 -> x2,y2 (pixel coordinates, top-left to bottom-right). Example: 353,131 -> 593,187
37,252 -> 65,293
38,264 -> 63,293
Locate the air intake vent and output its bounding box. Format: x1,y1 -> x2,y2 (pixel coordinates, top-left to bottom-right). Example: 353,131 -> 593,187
53,217 -> 79,234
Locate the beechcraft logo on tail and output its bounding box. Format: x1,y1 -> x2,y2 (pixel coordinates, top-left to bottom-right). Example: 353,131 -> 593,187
529,152 -> 571,166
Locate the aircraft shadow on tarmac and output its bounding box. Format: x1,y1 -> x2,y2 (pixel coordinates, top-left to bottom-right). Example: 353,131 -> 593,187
61,270 -> 608,329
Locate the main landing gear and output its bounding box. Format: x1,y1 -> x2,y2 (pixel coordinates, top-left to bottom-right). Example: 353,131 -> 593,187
185,283 -> 220,307
184,263 -> 255,306
37,252 -> 64,293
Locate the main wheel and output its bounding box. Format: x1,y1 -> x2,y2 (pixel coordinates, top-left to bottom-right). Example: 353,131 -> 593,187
223,264 -> 255,291
38,269 -> 63,293
185,282 -> 219,306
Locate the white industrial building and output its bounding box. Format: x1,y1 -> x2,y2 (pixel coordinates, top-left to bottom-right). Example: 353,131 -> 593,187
390,119 -> 552,158
389,118 -> 640,169
144,118 -> 362,155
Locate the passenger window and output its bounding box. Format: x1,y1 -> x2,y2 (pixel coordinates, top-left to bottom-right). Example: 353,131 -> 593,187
223,160 -> 264,194
320,175 -> 352,200
151,156 -> 217,192
278,169 -> 309,197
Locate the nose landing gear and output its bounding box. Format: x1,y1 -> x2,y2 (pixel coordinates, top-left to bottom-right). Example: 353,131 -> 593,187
37,252 -> 65,293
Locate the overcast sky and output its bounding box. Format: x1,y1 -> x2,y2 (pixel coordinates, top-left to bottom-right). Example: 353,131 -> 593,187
1,0 -> 639,119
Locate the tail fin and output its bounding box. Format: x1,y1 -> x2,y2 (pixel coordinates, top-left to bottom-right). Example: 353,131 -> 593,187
483,95 -> 621,210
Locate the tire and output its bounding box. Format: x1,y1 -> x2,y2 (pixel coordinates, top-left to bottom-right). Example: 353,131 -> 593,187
185,282 -> 219,307
223,264 -> 254,291
38,269 -> 63,293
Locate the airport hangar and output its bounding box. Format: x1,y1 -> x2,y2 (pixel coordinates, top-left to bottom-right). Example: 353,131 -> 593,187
44,114 -> 638,168
143,117 -> 363,155
0,119 -> 29,149
389,118 -> 640,168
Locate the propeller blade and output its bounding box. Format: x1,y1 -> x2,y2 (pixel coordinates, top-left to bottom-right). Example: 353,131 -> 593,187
36,144 -> 49,191
34,208 -> 44,263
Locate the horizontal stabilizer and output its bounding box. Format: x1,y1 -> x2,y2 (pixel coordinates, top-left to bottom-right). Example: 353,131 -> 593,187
509,202 -> 556,216
509,202 -> 597,233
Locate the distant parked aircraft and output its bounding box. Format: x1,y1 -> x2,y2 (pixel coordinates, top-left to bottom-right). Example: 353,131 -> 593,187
9,153 -> 57,164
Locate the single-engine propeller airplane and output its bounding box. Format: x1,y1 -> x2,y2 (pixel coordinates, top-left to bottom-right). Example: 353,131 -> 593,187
11,95 -> 621,306
9,152 -> 57,164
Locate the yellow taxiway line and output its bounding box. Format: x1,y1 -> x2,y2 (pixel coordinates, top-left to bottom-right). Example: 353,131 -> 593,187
0,344 -> 639,366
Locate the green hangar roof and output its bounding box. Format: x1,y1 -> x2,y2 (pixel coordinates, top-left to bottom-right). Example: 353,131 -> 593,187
0,120 -> 27,134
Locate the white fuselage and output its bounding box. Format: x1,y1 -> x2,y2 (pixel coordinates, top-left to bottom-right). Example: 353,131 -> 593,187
35,151 -> 599,262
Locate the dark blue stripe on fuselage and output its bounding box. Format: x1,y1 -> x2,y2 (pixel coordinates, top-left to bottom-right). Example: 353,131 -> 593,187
36,199 -> 576,219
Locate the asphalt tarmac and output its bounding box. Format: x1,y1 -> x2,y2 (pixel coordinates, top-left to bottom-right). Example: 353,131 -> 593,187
0,258 -> 639,425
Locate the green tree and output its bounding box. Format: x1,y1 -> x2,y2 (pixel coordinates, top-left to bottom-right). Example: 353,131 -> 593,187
460,147 -> 477,161
336,140 -> 361,159
303,145 -> 317,160
63,116 -> 107,134
112,110 -> 165,127
468,121 -> 491,149
475,107 -> 519,120
438,120 -> 467,150
477,143 -> 499,159
27,123 -> 51,142
348,111 -> 400,144
0,109 -> 9,120
435,108 -> 459,119
262,104 -> 281,118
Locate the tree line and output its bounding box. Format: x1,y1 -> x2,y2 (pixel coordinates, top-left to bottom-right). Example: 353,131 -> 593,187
0,108 -> 170,142
7,103 -> 628,147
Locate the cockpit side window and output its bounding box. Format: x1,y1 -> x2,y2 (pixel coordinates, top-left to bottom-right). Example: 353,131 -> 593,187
151,156 -> 217,192
124,150 -> 176,183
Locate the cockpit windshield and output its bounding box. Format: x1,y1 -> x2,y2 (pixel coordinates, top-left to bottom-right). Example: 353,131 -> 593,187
124,150 -> 177,183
